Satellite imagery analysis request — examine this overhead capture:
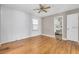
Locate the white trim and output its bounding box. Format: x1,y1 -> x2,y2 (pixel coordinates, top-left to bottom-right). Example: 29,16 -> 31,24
42,34 -> 55,37
1,34 -> 68,44
42,34 -> 67,40
1,34 -> 41,44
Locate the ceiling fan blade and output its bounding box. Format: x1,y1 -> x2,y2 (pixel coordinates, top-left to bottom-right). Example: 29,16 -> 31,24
42,9 -> 47,13
33,9 -> 40,10
44,6 -> 51,9
38,10 -> 41,13
39,4 -> 43,7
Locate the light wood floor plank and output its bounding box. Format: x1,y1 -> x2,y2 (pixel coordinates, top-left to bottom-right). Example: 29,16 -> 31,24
0,35 -> 79,54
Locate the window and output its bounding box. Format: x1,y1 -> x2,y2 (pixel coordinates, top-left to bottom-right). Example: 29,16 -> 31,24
32,19 -> 39,30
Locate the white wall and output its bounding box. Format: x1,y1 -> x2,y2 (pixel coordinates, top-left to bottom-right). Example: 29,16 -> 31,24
42,8 -> 79,40
42,16 -> 54,35
0,6 -> 32,44
0,5 -> 1,44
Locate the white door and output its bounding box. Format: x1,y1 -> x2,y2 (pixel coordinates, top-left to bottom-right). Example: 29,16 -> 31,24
67,13 -> 78,41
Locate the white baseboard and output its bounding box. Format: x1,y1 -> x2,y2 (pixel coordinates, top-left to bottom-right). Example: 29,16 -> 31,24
41,34 -> 55,37
0,34 -> 67,44
42,34 -> 67,40
0,34 -> 41,44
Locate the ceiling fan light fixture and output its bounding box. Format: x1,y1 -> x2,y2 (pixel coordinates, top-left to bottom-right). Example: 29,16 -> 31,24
33,4 -> 51,13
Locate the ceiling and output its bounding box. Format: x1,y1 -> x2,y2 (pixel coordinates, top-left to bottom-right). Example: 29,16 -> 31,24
2,4 -> 79,17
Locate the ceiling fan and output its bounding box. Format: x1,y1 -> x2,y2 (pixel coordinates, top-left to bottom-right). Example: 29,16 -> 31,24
33,4 -> 51,13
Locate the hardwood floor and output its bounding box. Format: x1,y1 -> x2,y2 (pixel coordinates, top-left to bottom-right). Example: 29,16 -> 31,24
0,35 -> 79,54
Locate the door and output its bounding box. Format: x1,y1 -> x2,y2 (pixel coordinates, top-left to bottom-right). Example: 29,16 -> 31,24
67,13 -> 78,41
54,16 -> 63,35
